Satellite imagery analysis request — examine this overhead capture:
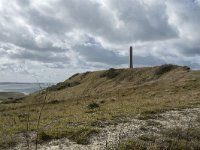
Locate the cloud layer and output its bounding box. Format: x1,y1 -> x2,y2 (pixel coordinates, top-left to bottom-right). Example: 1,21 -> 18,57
0,0 -> 200,82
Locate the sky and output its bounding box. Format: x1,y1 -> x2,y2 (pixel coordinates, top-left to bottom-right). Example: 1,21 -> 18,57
0,0 -> 200,83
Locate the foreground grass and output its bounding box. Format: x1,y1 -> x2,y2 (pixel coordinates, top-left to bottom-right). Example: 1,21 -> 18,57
0,93 -> 199,149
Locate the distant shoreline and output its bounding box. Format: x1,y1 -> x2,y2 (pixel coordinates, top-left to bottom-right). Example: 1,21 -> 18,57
0,82 -> 51,95
0,90 -> 29,95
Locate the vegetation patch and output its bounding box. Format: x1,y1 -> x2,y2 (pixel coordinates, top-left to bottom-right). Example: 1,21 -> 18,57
87,102 -> 100,109
100,68 -> 119,79
51,127 -> 99,145
155,64 -> 178,76
1,98 -> 23,104
183,66 -> 191,71
81,71 -> 91,79
138,110 -> 161,120
68,127 -> 99,145
157,126 -> 200,150
68,73 -> 80,80
0,92 -> 25,103
0,139 -> 17,150
117,139 -> 146,150
163,127 -> 200,142
38,131 -> 53,142
36,127 -> 100,145
145,120 -> 162,127
138,134 -> 157,142
47,81 -> 80,91
47,100 -> 61,104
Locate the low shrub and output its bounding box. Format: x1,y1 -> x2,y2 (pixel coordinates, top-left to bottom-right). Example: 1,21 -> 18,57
87,102 -> 100,109
155,64 -> 178,76
38,131 -> 52,142
100,68 -> 119,79
47,81 -> 80,91
68,73 -> 79,80
70,128 -> 99,145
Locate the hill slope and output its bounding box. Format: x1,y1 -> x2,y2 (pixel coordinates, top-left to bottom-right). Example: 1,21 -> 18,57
29,64 -> 198,104
1,64 -> 200,149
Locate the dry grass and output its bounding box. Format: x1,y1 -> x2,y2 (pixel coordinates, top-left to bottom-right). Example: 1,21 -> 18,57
0,65 -> 200,149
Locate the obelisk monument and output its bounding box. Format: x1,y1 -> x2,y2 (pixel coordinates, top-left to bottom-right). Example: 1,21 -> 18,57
129,46 -> 133,68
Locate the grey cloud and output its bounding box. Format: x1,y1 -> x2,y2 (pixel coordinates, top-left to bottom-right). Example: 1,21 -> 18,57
174,42 -> 200,56
167,0 -> 200,42
0,2 -> 67,56
75,42 -> 127,65
107,0 -> 178,42
0,43 -> 69,66
25,8 -> 71,35
56,0 -> 178,43
0,30 -> 65,53
9,50 -> 69,64
0,63 -> 30,74
134,55 -> 166,66
43,63 -> 66,69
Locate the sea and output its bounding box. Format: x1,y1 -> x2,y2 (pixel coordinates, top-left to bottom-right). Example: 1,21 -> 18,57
0,82 -> 52,95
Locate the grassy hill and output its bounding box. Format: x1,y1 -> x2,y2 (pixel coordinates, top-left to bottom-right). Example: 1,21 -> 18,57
1,64 -> 200,149
28,64 -> 196,103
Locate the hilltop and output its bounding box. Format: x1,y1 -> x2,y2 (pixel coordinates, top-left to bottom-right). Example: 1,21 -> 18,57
1,64 -> 200,150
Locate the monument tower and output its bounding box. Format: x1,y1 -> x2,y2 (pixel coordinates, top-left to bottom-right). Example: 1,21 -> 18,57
129,46 -> 133,68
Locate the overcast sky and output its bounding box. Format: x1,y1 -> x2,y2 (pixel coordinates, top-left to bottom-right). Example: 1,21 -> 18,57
0,0 -> 200,82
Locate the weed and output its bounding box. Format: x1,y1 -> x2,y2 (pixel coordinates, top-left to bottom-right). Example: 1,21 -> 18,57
117,139 -> 146,150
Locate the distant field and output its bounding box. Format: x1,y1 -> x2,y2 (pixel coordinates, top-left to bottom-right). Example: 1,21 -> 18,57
0,92 -> 25,102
